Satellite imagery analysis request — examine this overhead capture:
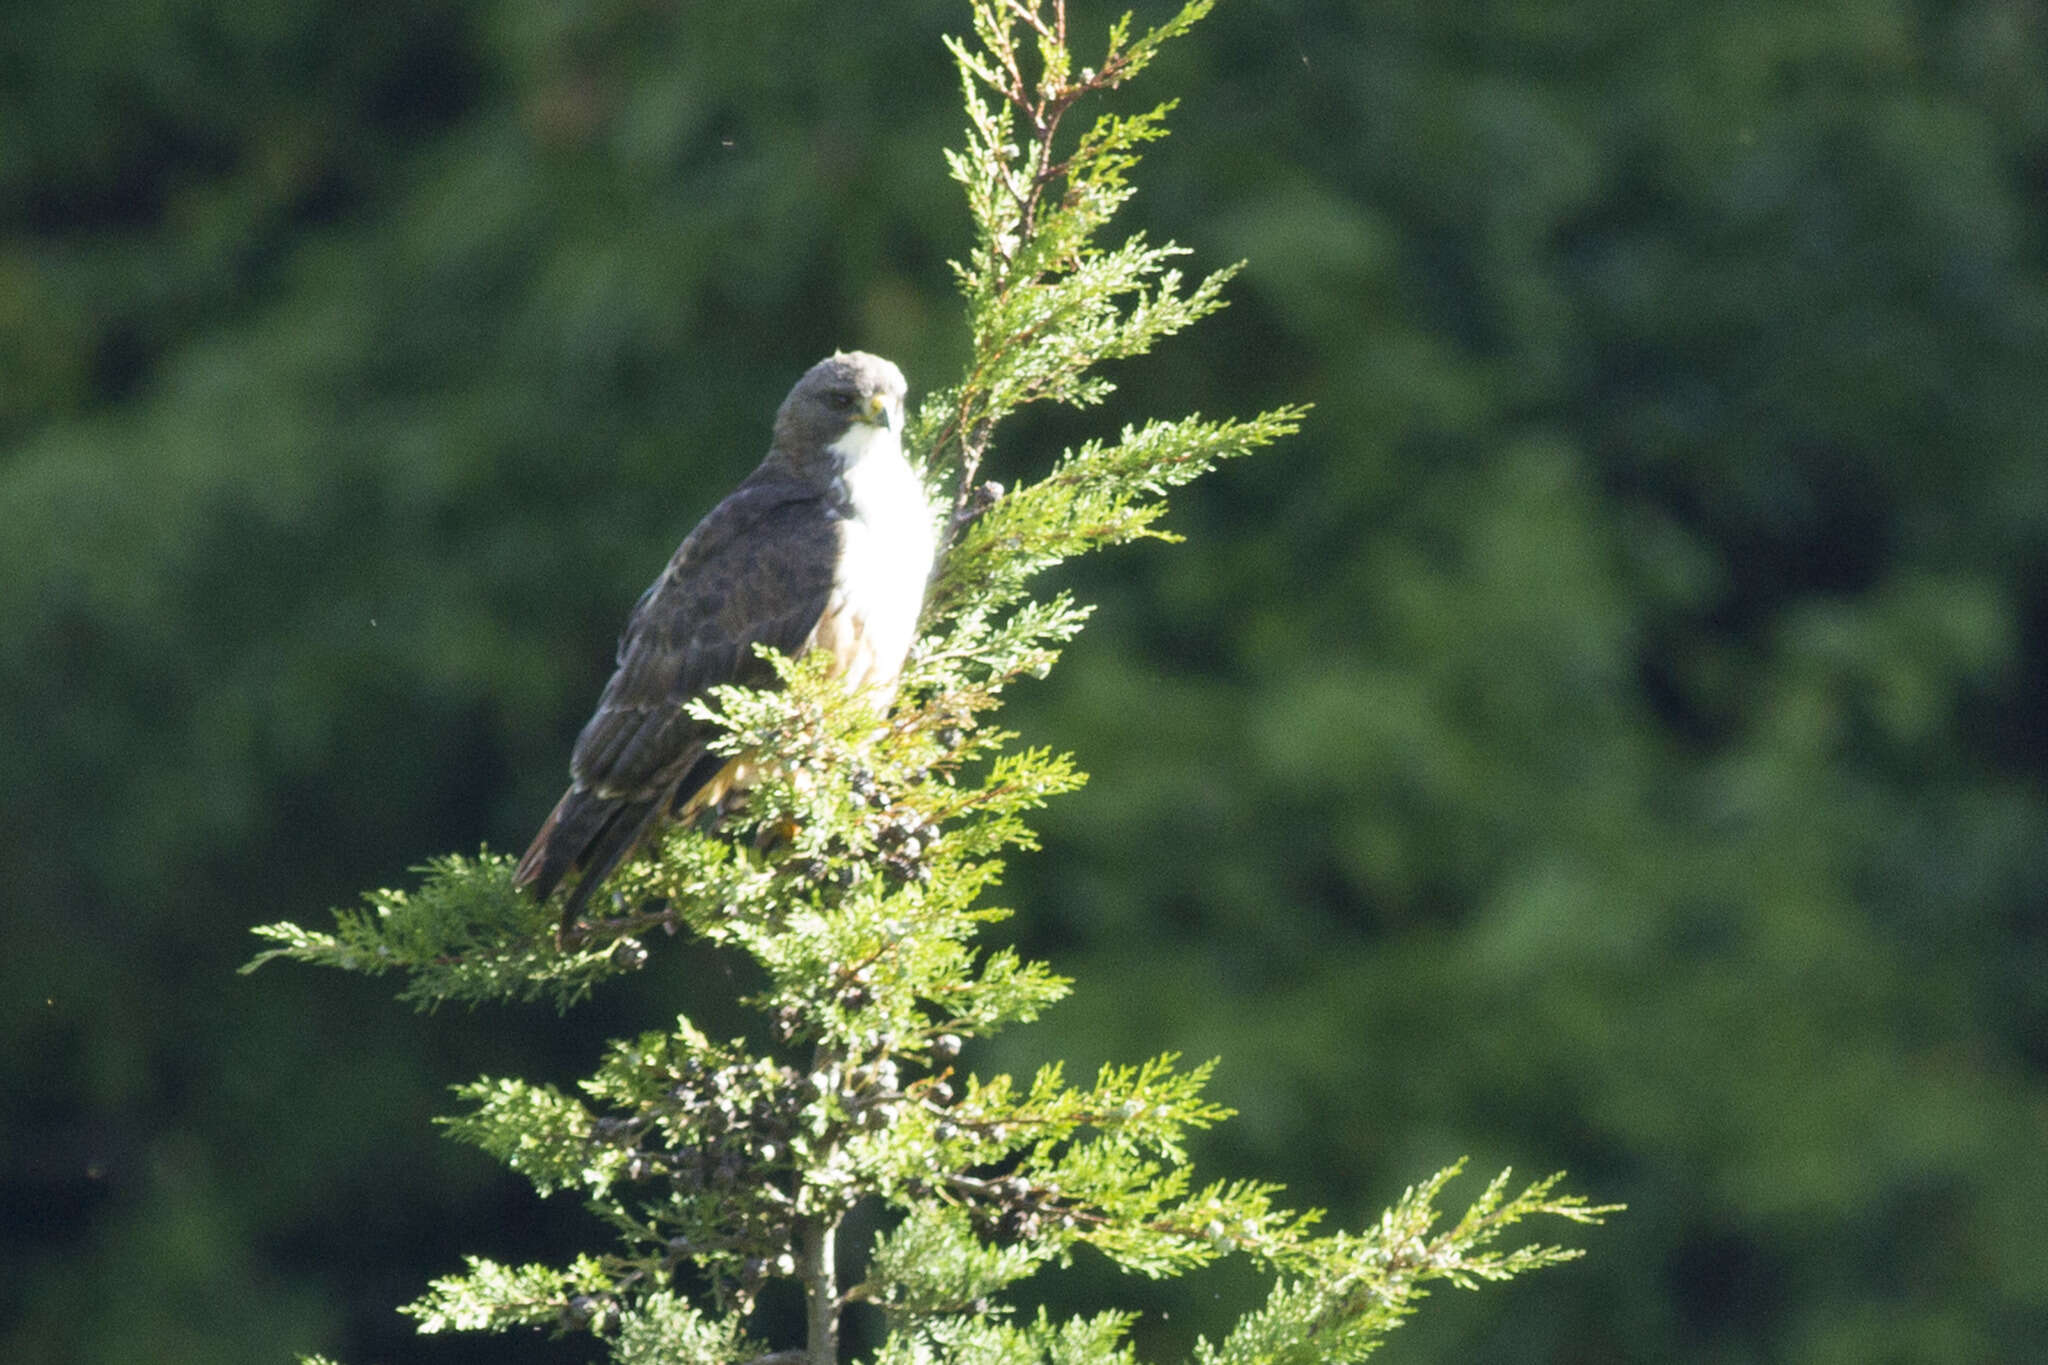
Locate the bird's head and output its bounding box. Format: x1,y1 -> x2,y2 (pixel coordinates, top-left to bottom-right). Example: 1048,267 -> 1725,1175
775,351 -> 908,472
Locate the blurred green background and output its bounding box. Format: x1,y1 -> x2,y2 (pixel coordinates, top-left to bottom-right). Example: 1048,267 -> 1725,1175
5,1 -> 2045,1361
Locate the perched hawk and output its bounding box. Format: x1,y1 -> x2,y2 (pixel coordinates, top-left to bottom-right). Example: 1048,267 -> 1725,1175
516,352 -> 935,941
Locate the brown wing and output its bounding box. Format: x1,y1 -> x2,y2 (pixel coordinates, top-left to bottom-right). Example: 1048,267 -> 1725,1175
515,464 -> 839,936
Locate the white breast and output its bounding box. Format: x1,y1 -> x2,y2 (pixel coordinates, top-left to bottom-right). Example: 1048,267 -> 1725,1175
815,423 -> 935,694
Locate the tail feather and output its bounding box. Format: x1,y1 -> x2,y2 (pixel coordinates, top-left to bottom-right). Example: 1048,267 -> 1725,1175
512,796 -> 571,897
515,786 -> 665,943
515,753 -> 743,944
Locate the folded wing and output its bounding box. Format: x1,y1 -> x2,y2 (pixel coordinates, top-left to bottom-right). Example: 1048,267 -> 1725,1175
514,468 -> 838,936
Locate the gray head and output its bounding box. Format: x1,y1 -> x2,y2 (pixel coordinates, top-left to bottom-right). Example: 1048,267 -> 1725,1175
773,351 -> 908,467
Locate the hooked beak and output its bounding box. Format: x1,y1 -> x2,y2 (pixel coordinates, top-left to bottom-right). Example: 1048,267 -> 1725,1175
861,391 -> 899,432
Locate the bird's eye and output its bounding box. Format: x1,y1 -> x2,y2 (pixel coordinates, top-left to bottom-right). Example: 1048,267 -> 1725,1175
826,390 -> 856,410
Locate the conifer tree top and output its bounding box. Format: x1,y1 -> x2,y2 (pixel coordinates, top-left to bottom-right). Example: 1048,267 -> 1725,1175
252,4 -> 1615,1361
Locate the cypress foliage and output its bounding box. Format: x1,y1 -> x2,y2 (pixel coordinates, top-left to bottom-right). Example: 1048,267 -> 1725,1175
250,4 -> 1615,1361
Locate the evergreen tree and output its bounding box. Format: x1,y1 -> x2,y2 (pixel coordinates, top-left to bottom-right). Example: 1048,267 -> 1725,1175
252,4 -> 1614,1361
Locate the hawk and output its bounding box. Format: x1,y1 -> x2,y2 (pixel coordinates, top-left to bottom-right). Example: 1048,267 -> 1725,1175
515,352 -> 935,941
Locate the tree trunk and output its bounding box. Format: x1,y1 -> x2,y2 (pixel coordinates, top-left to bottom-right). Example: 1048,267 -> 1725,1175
799,1215 -> 838,1365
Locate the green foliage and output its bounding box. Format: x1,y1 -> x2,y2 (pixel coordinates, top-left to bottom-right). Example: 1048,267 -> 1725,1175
246,852 -> 617,1010
246,3 -> 1604,1362
1195,1165 -> 1609,1365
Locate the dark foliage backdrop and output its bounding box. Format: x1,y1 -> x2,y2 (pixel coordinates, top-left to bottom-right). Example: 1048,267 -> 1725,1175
5,1 -> 2044,1361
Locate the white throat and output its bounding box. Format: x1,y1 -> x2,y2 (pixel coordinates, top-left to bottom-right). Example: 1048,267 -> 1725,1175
825,418 -> 904,475
826,420 -> 928,544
